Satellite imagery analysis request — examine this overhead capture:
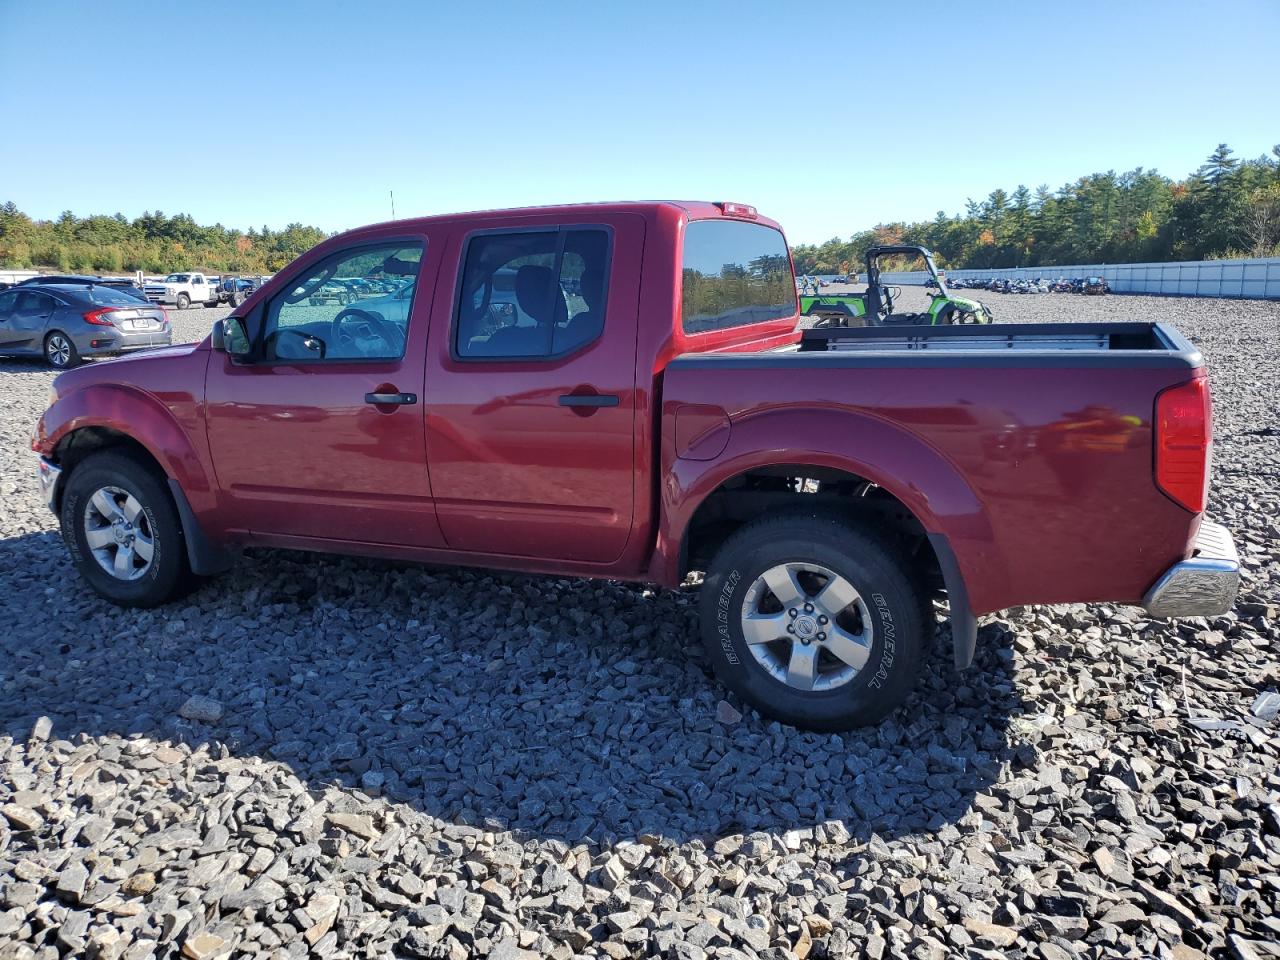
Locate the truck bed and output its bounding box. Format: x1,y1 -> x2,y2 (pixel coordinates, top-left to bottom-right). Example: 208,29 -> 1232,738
662,320 -> 1205,616
795,321 -> 1199,367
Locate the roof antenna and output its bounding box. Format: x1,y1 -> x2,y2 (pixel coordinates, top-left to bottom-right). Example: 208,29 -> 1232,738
390,190 -> 396,220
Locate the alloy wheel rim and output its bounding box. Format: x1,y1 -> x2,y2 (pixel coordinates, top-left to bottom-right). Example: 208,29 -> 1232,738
740,561 -> 873,692
83,485 -> 154,581
47,336 -> 70,366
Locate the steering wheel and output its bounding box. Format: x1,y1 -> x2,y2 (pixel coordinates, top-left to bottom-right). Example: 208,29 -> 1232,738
330,308 -> 404,357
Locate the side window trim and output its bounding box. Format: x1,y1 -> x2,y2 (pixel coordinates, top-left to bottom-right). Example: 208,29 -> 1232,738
450,223 -> 613,364
254,236 -> 426,366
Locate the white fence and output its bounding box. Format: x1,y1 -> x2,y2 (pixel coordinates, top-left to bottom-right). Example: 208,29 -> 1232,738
870,256 -> 1280,299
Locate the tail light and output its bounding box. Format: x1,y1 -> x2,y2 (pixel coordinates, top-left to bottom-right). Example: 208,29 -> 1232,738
159,307 -> 170,326
82,307 -> 120,326
1155,375 -> 1211,513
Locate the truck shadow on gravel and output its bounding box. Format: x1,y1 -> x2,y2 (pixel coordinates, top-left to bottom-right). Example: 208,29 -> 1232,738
1,533 -> 1022,847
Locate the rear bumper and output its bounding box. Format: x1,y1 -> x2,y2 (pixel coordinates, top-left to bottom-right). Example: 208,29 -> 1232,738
82,331 -> 172,355
1143,520 -> 1240,619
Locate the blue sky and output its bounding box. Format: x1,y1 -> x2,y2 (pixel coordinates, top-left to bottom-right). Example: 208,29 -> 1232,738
1,0 -> 1276,245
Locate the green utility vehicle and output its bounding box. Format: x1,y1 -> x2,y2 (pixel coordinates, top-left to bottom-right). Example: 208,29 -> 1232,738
800,245 -> 993,326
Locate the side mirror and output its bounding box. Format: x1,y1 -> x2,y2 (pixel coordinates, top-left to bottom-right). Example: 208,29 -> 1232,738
211,317 -> 252,359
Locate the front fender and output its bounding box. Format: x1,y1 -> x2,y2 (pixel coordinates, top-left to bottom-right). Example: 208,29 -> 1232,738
36,381 -> 216,516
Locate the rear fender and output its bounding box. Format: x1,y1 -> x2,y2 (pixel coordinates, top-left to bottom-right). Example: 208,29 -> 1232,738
658,406 -> 1001,667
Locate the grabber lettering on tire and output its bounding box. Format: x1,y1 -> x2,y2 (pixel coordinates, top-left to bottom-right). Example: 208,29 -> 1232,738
699,510 -> 929,731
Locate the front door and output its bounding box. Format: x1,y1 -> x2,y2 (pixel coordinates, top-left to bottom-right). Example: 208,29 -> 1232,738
424,216 -> 642,564
204,233 -> 444,547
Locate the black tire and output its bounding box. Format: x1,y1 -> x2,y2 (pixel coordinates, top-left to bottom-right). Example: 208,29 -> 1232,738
60,452 -> 189,608
699,510 -> 930,731
44,331 -> 80,369
176,293 -> 190,309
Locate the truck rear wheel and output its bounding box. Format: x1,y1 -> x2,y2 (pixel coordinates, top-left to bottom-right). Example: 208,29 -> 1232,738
699,511 -> 930,731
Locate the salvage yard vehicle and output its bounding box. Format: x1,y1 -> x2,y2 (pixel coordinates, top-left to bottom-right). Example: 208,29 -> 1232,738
18,274 -> 148,300
800,245 -> 994,326
215,276 -> 262,308
33,201 -> 1239,730
308,280 -> 354,306
0,283 -> 170,368
1084,276 -> 1111,295
144,272 -> 219,309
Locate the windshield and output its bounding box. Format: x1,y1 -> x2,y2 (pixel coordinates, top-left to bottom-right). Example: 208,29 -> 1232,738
165,274 -> 190,282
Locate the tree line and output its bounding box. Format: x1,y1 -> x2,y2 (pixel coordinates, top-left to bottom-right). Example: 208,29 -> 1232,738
791,142 -> 1280,276
5,141 -> 1278,278
0,204 -> 330,275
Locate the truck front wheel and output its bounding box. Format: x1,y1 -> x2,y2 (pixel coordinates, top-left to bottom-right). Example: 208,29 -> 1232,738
60,452 -> 190,608
176,293 -> 190,310
699,511 -> 930,731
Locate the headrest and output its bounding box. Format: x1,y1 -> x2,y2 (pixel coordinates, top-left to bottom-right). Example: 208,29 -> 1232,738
515,265 -> 556,324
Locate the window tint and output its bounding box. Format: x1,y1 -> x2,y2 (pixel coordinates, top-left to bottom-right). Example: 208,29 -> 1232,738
0,291 -> 16,317
681,220 -> 795,334
262,241 -> 423,362
15,292 -> 54,316
455,228 -> 609,359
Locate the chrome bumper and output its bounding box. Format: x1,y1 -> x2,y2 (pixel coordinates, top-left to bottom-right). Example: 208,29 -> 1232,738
37,457 -> 62,512
1143,520 -> 1240,619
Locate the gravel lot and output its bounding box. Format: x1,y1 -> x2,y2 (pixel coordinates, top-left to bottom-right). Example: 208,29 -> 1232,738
2,295 -> 1278,959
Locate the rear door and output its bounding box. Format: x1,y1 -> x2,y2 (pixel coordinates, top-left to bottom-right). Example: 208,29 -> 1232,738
423,214 -> 643,563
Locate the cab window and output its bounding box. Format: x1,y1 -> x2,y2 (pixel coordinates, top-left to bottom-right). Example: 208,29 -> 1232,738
262,241 -> 423,362
455,228 -> 609,359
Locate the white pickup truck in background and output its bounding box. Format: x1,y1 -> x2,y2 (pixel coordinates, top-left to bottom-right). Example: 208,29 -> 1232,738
143,272 -> 219,309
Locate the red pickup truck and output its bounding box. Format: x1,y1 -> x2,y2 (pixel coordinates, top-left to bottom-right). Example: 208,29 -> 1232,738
33,201 -> 1240,730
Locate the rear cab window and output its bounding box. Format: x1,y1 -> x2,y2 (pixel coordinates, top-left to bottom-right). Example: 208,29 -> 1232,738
681,219 -> 796,334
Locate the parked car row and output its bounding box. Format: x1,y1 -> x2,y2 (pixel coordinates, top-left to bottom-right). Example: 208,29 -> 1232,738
142,272 -> 273,308
0,269 -> 268,368
948,276 -> 1112,295
1,271 -> 274,307
307,276 -> 411,306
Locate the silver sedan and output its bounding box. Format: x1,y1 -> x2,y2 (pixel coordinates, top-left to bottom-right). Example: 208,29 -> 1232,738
0,282 -> 172,369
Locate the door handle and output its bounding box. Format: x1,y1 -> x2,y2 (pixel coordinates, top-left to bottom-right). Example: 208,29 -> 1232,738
558,394 -> 619,408
364,392 -> 417,405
